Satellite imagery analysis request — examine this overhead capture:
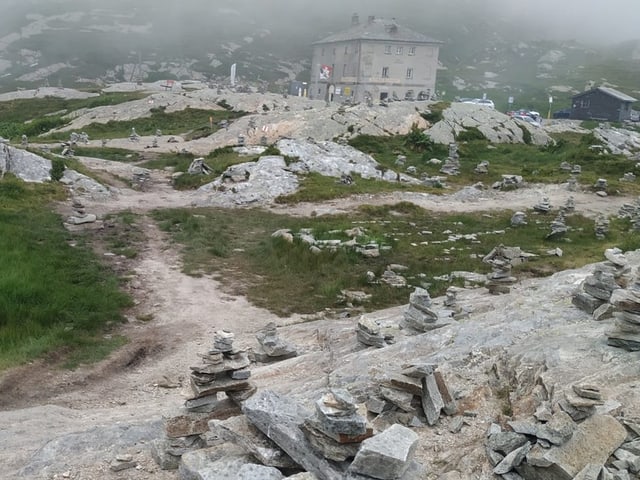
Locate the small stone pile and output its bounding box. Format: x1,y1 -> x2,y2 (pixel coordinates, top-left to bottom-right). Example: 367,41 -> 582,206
573,248 -> 630,316
492,174 -> 524,190
595,215 -> 610,239
485,400 -> 630,478
483,245 -> 518,294
401,287 -> 453,332
152,330 -> 256,470
253,322 -> 297,362
474,160 -> 489,174
357,315 -> 394,348
533,196 -> 552,213
370,363 -> 457,428
566,175 -> 578,192
558,383 -> 604,421
607,266 -> 640,351
546,211 -> 567,239
620,172 -> 636,182
511,211 -> 527,226
301,389 -> 372,462
618,197 -> 640,232
241,389 -> 422,479
64,199 -> 99,229
571,164 -> 582,175
132,166 -> 151,190
564,195 -> 575,212
187,158 -> 212,175
594,178 -> 608,195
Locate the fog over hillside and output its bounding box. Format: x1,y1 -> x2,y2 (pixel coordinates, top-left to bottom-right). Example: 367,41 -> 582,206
0,0 -> 638,45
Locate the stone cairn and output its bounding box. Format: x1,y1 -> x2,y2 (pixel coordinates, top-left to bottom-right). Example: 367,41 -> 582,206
511,211 -> 527,226
618,197 -> 640,232
152,330 -> 256,470
187,158 -> 212,175
564,195 -> 575,212
533,196 -> 552,213
357,315 -> 394,348
400,287 -> 453,332
566,175 -> 578,192
545,210 -> 567,239
237,388 -> 422,480
474,160 -> 489,174
620,172 -> 637,182
370,363 -> 457,428
594,178 -> 608,196
300,389 -> 372,462
484,384 -> 639,478
572,248 -> 631,318
607,266 -> 640,351
253,321 -> 297,362
492,174 -> 524,190
483,245 -> 518,294
595,215 -> 610,240
440,142 -> 460,176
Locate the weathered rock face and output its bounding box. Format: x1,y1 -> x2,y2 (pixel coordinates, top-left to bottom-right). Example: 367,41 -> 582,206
0,143 -> 52,182
426,103 -> 553,146
276,138 -> 417,184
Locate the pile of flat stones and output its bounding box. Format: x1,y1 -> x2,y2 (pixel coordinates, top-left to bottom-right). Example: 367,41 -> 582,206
618,197 -> 640,232
369,363 -> 457,429
152,330 -> 256,470
400,287 -> 453,333
533,196 -> 552,213
572,248 -> 631,318
440,143 -> 460,176
485,384 -> 640,479
474,160 -> 489,174
483,245 -> 518,294
356,315 -> 394,348
238,389 -> 422,480
594,178 -> 609,196
63,199 -> 100,231
595,215 -> 610,239
300,389 -> 372,463
253,322 -> 298,362
492,174 -> 524,190
511,211 -> 527,227
607,266 -> 640,351
546,211 -> 567,239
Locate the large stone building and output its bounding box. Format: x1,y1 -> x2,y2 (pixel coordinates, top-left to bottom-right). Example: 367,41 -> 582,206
310,14 -> 442,104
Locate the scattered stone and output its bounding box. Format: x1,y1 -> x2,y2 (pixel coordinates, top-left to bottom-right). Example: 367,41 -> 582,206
254,322 -> 297,362
348,424 -> 419,480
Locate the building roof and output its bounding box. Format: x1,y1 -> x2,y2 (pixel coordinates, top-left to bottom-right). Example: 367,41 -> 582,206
313,16 -> 442,46
574,86 -> 637,103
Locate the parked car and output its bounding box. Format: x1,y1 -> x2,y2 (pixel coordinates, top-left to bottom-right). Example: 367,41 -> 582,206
461,98 -> 495,109
552,108 -> 572,119
513,114 -> 541,127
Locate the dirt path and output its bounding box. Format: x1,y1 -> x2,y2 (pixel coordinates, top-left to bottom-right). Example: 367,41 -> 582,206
0,156 -> 635,478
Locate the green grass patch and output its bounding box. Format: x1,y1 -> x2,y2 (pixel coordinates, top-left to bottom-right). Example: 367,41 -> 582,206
0,92 -> 147,141
0,176 -> 132,370
65,146 -> 144,163
44,107 -> 246,141
152,203 -> 638,317
275,172 -> 438,204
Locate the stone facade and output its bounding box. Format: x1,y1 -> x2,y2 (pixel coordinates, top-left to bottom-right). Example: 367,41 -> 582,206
310,14 -> 442,104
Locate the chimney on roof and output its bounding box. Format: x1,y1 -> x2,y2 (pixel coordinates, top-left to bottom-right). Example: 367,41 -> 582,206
367,15 -> 375,24
351,13 -> 359,26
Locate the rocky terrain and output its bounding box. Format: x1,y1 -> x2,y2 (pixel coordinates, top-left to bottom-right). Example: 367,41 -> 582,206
2,85 -> 640,479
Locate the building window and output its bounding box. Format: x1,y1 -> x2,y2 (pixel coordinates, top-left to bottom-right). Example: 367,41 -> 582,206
332,48 -> 336,55
396,46 -> 403,55
408,46 -> 416,56
384,45 -> 392,55
321,48 -> 325,56
343,64 -> 347,76
406,68 -> 413,79
382,67 -> 389,78
344,45 -> 348,54
580,99 -> 590,108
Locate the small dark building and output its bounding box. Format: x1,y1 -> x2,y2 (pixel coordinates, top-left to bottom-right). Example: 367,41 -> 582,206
571,86 -> 637,122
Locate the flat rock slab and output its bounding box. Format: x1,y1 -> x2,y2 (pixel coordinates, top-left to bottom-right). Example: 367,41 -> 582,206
242,390 -> 345,480
518,414 -> 626,479
348,424 -> 419,480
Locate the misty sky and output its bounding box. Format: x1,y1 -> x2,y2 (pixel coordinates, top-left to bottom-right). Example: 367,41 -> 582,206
0,0 -> 639,45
